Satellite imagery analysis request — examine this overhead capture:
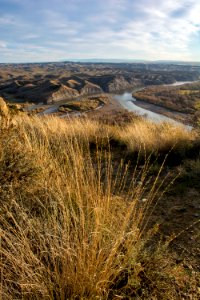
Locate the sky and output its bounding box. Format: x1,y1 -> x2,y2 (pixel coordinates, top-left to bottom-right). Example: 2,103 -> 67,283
0,0 -> 200,63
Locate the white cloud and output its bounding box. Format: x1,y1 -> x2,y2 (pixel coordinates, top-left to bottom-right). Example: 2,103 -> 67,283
22,34 -> 40,40
0,0 -> 199,62
0,41 -> 7,48
105,0 -> 200,60
0,15 -> 17,26
43,10 -> 82,36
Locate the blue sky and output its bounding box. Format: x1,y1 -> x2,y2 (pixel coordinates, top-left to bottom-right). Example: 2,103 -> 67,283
0,0 -> 200,63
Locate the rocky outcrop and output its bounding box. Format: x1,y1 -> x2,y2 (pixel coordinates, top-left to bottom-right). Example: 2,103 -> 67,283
0,75 -> 141,104
62,76 -> 85,91
18,80 -> 80,104
106,76 -> 140,92
47,84 -> 79,104
0,79 -> 80,104
89,75 -> 141,92
0,97 -> 9,117
66,79 -> 82,89
81,81 -> 103,95
64,77 -> 103,96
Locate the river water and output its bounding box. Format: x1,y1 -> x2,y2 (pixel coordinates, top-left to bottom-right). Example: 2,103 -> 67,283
113,81 -> 195,128
38,80 -> 196,129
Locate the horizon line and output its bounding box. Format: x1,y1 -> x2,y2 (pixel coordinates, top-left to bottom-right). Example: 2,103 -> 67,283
1,58 -> 200,65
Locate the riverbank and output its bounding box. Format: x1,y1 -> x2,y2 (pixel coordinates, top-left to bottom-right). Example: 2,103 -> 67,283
131,80 -> 200,127
133,99 -> 193,126
112,81 -> 199,128
112,90 -> 191,128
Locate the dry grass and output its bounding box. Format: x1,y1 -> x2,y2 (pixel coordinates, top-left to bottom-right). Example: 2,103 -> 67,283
0,115 -> 198,299
112,118 -> 196,153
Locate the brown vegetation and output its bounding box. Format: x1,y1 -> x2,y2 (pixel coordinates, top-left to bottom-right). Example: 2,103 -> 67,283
133,81 -> 200,117
58,95 -> 109,114
0,114 -> 199,299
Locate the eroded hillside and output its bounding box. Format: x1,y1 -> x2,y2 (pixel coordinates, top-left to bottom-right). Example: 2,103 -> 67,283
0,62 -> 199,104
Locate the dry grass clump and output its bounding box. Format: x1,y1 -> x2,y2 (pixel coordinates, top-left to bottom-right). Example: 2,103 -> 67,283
113,118 -> 196,153
0,115 -> 198,299
16,114 -> 103,141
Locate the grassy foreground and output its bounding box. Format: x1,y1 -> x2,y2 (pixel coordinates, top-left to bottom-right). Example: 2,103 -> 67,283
0,115 -> 199,299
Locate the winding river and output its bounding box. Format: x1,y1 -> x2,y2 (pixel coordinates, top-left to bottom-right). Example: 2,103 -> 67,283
113,81 -> 196,129
37,80 -> 197,129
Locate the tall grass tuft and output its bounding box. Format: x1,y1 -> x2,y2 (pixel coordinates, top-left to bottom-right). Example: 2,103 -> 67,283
0,115 -> 197,299
113,119 -> 195,153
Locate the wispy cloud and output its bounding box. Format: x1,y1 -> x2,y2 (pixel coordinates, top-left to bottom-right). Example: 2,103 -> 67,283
0,40 -> 7,48
43,10 -> 82,36
0,0 -> 199,62
0,15 -> 17,25
22,34 -> 40,40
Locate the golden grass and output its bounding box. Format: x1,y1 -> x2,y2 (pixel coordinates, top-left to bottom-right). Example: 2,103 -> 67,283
179,90 -> 199,95
58,100 -> 100,112
112,118 -> 196,153
0,115 -> 198,299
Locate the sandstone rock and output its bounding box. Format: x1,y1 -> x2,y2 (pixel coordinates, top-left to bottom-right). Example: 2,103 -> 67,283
66,79 -> 82,89
47,84 -> 79,104
89,75 -> 141,93
0,74 -> 141,105
0,97 -> 9,117
81,81 -> 103,95
107,75 -> 140,92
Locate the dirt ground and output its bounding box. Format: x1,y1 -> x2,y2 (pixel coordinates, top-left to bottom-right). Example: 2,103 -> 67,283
86,95 -> 125,116
152,187 -> 200,271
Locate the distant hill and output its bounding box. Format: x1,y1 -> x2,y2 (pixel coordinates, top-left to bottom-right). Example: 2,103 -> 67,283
0,62 -> 199,104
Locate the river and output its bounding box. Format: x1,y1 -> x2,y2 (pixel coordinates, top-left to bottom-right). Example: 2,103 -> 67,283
38,80 -> 196,129
113,81 -> 196,128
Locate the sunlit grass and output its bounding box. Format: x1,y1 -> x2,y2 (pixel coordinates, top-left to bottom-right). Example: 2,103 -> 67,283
112,118 -> 196,153
0,115 -> 198,299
